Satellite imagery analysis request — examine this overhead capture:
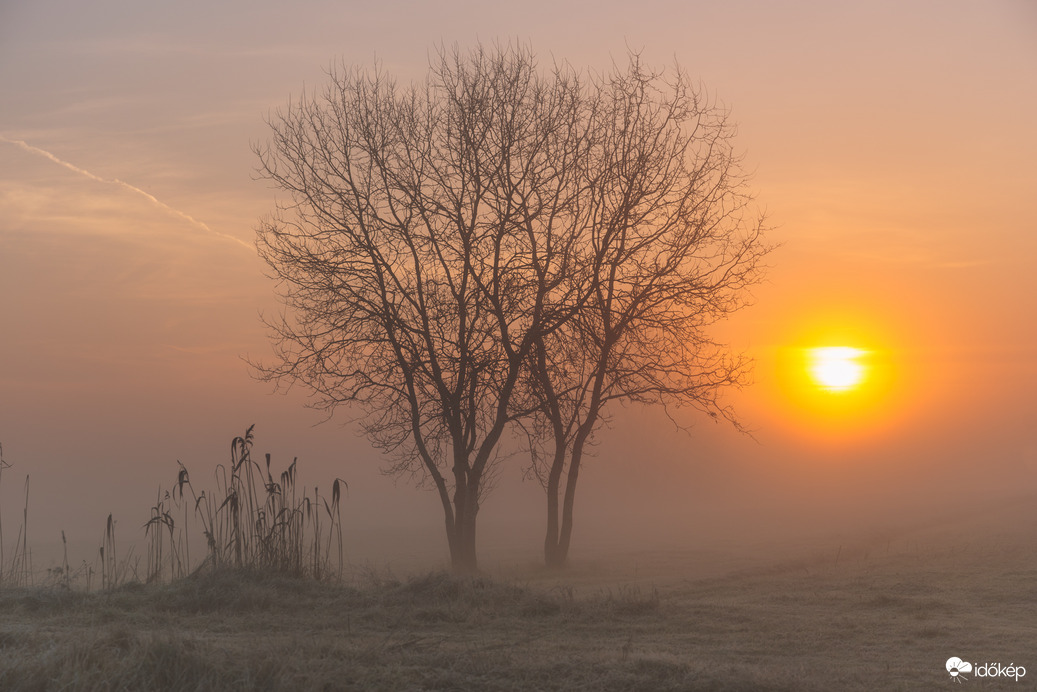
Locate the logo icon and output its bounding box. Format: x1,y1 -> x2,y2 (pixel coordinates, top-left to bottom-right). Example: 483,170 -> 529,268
947,657 -> 973,683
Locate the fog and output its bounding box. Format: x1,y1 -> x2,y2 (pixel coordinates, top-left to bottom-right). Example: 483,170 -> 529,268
2,344 -> 1033,576
1,0 -> 1035,579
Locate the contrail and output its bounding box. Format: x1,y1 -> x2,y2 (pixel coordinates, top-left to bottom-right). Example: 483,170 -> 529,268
0,135 -> 254,253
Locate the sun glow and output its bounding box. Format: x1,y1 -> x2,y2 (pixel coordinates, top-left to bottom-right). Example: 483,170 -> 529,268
807,347 -> 867,392
769,317 -> 905,442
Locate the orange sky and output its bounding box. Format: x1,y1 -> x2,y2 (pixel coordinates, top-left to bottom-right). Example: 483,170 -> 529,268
1,0 -> 1035,564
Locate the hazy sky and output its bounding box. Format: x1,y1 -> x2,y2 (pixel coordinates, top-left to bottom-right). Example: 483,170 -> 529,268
1,0 -> 1035,565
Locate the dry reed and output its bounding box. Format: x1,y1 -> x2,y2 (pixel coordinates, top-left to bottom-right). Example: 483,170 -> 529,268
143,425 -> 346,583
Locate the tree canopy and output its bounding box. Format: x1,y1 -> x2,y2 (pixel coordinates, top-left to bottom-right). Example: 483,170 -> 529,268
254,43 -> 768,572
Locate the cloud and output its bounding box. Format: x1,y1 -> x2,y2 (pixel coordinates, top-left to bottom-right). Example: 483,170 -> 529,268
0,135 -> 254,253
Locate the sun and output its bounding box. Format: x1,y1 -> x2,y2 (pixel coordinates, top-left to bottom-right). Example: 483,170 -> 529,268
768,312 -> 913,441
807,346 -> 867,392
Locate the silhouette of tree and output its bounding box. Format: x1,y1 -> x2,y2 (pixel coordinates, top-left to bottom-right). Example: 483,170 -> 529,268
254,43 -> 593,572
254,42 -> 768,572
520,56 -> 768,567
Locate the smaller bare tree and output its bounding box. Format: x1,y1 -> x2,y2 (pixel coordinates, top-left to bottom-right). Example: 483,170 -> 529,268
521,55 -> 769,568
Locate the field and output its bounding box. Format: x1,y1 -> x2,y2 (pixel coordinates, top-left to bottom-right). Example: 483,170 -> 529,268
1,516 -> 1035,692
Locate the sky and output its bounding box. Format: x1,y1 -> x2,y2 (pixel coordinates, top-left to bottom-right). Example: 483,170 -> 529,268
1,0 -> 1035,569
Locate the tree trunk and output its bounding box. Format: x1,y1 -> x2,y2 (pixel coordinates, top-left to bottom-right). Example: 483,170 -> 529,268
555,456 -> 580,565
543,443 -> 567,568
448,473 -> 480,574
452,511 -> 479,574
552,421 -> 593,567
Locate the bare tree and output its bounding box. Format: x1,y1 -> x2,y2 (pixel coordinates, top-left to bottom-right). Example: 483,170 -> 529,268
521,56 -> 769,568
253,43 -> 594,573
254,43 -> 767,573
